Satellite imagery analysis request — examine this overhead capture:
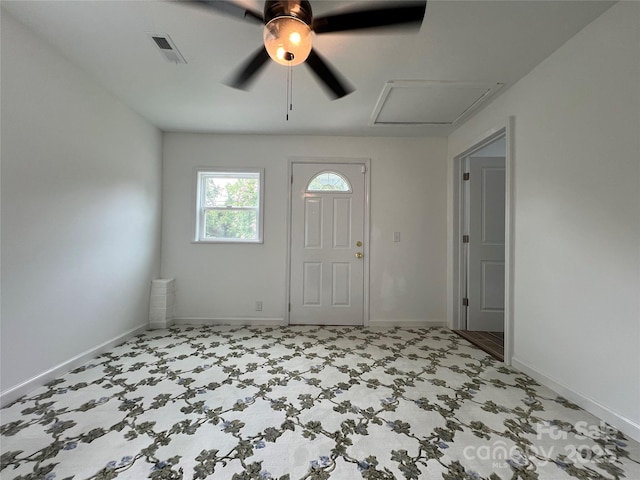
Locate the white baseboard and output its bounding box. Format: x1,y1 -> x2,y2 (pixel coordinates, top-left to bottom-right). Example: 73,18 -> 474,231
173,317 -> 287,326
174,318 -> 446,328
367,319 -> 447,328
173,318 -> 446,328
0,323 -> 149,407
512,357 -> 640,443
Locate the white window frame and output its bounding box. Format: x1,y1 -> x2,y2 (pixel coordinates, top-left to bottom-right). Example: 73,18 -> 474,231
194,167 -> 264,243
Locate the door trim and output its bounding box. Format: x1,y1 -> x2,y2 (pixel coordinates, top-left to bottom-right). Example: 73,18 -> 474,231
450,117 -> 515,364
286,156 -> 371,326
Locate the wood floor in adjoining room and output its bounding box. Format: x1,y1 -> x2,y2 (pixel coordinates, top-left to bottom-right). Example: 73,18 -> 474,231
453,330 -> 504,361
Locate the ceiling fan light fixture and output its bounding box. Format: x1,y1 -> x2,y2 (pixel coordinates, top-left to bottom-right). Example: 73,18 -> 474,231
263,16 -> 312,66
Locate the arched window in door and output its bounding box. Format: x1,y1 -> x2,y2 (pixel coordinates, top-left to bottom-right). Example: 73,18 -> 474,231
306,171 -> 351,192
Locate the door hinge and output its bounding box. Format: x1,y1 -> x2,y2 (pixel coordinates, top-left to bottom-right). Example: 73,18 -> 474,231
462,298 -> 469,307
463,172 -> 470,181
291,174 -> 294,184
288,303 -> 291,312
463,235 -> 470,244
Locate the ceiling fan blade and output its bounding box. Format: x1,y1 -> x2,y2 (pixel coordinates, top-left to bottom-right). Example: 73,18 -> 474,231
312,1 -> 426,34
182,0 -> 264,24
225,46 -> 271,90
305,49 -> 354,100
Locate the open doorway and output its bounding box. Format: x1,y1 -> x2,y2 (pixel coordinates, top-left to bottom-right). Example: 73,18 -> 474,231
453,132 -> 508,361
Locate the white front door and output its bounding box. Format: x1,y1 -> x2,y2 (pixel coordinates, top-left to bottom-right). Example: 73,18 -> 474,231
466,156 -> 505,331
290,162 -> 366,325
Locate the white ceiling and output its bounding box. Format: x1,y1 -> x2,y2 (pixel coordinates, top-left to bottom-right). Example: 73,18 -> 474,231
2,0 -> 614,136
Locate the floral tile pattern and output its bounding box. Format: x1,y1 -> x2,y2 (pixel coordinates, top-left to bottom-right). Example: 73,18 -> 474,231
1,326 -> 639,480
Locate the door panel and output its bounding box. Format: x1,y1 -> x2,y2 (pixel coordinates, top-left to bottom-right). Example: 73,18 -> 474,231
290,163 -> 365,325
332,263 -> 351,306
467,156 -> 505,331
481,261 -> 505,310
333,198 -> 351,248
303,263 -> 322,305
304,198 -> 323,248
481,169 -> 506,244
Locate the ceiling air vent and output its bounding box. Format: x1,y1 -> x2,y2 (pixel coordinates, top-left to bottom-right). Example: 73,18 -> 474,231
149,33 -> 186,64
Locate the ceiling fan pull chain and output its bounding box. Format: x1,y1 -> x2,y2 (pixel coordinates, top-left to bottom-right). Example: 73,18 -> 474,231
289,64 -> 293,114
286,63 -> 293,121
285,64 -> 289,121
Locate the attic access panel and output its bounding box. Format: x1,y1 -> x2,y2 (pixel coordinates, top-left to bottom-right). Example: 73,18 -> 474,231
370,81 -> 503,126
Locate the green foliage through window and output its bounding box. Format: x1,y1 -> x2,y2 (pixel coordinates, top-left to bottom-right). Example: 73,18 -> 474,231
196,170 -> 263,242
205,210 -> 257,240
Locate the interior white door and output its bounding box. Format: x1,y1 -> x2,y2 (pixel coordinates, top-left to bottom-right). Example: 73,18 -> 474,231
290,163 -> 365,325
466,156 -> 505,331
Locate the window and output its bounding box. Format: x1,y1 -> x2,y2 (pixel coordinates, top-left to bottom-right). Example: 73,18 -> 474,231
307,171 -> 351,192
195,168 -> 264,243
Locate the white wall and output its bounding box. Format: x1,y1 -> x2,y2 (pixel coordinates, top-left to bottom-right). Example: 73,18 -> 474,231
1,12 -> 163,396
161,134 -> 448,325
448,2 -> 640,439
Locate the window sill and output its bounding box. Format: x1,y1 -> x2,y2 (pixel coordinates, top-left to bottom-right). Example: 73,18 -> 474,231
191,240 -> 264,245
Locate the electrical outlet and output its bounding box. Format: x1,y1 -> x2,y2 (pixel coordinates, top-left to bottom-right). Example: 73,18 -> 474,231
393,231 -> 401,242
255,301 -> 263,311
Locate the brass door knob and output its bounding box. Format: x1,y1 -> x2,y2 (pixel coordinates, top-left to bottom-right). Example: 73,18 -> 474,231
355,252 -> 363,259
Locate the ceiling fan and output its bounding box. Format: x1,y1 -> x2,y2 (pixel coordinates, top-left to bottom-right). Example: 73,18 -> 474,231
187,0 -> 427,99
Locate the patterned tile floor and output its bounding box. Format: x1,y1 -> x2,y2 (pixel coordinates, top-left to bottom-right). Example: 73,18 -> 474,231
1,326 -> 639,479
